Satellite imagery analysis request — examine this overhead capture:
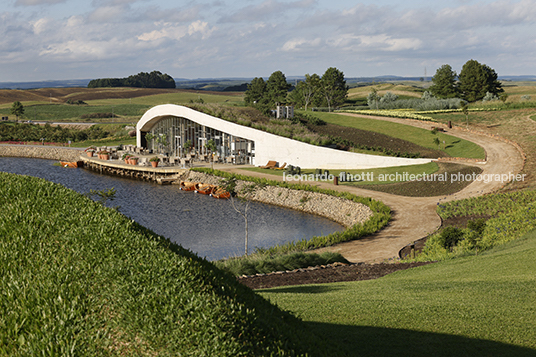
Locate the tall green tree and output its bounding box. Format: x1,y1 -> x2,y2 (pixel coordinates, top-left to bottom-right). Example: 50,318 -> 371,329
320,67 -> 348,112
10,101 -> 24,120
266,70 -> 291,105
458,60 -> 503,102
244,77 -> 267,105
429,64 -> 459,98
301,73 -> 321,111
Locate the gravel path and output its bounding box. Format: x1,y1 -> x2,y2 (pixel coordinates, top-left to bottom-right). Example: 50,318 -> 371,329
221,114 -> 525,263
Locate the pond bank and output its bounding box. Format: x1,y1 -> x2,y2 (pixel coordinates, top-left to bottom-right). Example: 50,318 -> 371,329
0,144 -> 82,161
180,171 -> 373,228
0,145 -> 373,229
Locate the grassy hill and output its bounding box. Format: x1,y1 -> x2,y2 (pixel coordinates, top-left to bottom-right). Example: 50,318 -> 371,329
0,172 -> 331,356
260,229 -> 536,356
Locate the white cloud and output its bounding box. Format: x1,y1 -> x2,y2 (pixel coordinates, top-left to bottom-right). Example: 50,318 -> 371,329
3,0 -> 536,81
88,5 -> 126,22
219,0 -> 317,23
281,37 -> 322,51
32,17 -> 54,35
15,0 -> 66,5
138,20 -> 214,42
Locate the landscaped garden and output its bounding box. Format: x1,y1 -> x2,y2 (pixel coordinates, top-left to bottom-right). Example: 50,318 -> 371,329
2,82 -> 536,355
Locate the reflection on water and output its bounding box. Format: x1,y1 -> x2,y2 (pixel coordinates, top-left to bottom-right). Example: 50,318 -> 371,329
0,157 -> 343,260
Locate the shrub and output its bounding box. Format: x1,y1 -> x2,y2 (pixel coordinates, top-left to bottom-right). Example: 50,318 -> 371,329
215,251 -> 349,276
439,227 -> 464,250
482,91 -> 499,102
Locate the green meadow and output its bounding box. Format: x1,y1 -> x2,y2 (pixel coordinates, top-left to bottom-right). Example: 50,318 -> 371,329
243,162 -> 440,185
0,172 -> 327,356
310,111 -> 486,159
260,229 -> 536,356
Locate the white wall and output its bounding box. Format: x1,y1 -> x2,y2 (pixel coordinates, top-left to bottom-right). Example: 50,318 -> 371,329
137,104 -> 432,169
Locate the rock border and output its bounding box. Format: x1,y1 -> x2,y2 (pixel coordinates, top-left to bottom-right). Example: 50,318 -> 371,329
181,170 -> 373,228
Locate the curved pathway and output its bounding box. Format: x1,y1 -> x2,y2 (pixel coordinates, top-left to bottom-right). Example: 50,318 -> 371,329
223,113 -> 525,263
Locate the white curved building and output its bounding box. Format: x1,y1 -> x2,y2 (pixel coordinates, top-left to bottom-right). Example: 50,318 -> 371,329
136,104 -> 432,169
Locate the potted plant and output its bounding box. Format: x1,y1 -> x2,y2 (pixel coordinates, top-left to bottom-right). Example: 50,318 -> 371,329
98,150 -> 110,160
122,153 -> 131,164
149,156 -> 160,168
129,156 -> 139,165
85,146 -> 96,157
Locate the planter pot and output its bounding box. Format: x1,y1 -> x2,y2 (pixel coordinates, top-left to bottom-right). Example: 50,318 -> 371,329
130,159 -> 138,165
151,161 -> 159,168
102,154 -> 110,161
87,152 -> 94,157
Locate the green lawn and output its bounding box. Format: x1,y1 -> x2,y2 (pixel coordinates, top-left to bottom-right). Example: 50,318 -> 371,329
308,111 -> 485,159
0,103 -> 150,122
0,172 -> 327,356
260,229 -> 536,356
242,162 -> 440,185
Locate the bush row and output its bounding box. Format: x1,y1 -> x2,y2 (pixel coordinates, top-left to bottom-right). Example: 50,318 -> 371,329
411,190 -> 536,261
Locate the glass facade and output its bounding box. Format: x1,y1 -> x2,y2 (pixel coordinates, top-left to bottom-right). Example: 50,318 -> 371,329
141,116 -> 255,165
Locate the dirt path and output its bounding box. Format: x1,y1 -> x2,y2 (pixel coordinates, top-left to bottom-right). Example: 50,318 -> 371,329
221,113 -> 525,263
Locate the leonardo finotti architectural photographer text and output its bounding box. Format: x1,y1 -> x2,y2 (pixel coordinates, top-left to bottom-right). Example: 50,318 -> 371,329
283,171 -> 526,184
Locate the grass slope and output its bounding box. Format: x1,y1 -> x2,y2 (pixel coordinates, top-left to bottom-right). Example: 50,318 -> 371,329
260,230 -> 536,356
0,172 -> 329,356
309,111 -> 485,159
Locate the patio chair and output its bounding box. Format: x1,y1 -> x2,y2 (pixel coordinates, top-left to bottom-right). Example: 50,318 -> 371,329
260,160 -> 277,169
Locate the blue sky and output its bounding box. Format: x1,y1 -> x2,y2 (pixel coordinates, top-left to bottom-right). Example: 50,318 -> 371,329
1,0 -> 535,82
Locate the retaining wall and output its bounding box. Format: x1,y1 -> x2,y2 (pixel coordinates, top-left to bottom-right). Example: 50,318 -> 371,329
182,171 -> 373,228
0,145 -> 82,161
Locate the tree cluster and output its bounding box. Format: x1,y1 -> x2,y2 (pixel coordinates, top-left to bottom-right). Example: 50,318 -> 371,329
429,60 -> 503,102
244,67 -> 348,112
87,71 -> 176,89
0,122 -> 110,143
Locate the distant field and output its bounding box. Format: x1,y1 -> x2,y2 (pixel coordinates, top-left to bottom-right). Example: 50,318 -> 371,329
347,83 -> 424,101
0,87 -> 243,106
0,87 -> 244,121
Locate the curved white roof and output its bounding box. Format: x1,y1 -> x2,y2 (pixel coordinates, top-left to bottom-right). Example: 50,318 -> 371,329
137,104 -> 432,169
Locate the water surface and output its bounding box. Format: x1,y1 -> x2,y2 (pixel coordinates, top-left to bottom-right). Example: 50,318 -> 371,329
0,157 -> 343,260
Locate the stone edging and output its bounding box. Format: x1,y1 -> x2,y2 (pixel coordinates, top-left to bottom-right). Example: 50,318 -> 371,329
181,171 -> 374,228
0,145 -> 83,162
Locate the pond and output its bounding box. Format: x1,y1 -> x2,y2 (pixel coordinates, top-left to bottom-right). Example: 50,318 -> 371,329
0,157 -> 344,260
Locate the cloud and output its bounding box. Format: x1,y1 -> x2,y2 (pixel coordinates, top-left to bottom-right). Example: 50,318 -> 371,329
137,20 -> 214,42
219,0 -> 316,23
3,0 -> 536,81
281,38 -> 322,51
14,0 -> 67,5
31,17 -> 54,35
88,5 -> 127,22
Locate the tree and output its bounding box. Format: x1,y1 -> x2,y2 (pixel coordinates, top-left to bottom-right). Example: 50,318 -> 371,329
367,88 -> 380,109
429,64 -> 459,98
244,77 -> 267,105
458,60 -> 503,102
300,73 -> 321,111
205,139 -> 217,170
266,70 -> 291,106
11,101 -> 24,120
320,67 -> 348,112
221,177 -> 265,256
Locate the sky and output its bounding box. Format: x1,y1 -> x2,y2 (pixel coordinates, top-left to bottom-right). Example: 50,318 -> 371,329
1,0 -> 536,82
